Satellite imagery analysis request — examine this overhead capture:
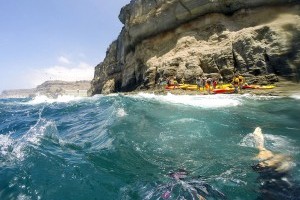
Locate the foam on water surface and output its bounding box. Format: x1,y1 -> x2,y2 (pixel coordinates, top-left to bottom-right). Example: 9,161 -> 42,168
130,92 -> 242,108
0,115 -> 59,162
290,93 -> 300,100
239,131 -> 298,155
116,108 -> 128,118
25,95 -> 86,105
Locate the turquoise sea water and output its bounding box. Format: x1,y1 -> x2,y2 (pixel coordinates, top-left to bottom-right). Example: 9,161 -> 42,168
0,93 -> 300,200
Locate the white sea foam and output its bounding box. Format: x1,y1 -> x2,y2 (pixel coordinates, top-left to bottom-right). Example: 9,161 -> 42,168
0,133 -> 14,156
286,127 -> 300,131
0,133 -> 24,161
241,93 -> 281,100
239,133 -> 257,148
290,94 -> 300,100
264,134 -> 298,154
239,132 -> 298,154
131,92 -> 242,108
26,95 -> 86,105
0,117 -> 59,162
216,169 -> 248,186
17,194 -> 31,200
116,108 -> 127,117
106,93 -> 119,97
168,118 -> 200,124
24,118 -> 59,145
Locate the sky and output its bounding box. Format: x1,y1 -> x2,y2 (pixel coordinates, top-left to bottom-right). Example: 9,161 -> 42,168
0,0 -> 131,92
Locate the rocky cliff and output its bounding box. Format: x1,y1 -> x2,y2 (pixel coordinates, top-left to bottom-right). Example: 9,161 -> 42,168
90,0 -> 300,95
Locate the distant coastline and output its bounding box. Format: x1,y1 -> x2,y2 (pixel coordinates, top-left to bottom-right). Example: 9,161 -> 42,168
0,80 -> 91,98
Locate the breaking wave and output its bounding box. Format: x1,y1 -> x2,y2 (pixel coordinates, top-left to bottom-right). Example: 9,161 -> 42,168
129,93 -> 242,108
25,95 -> 86,105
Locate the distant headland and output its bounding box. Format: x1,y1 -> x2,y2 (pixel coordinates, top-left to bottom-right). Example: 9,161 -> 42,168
0,80 -> 91,98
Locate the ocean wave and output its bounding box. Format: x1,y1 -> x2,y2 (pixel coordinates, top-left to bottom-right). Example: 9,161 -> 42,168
130,92 -> 242,108
0,133 -> 26,162
241,93 -> 281,100
0,132 -> 14,157
0,116 -> 60,163
0,133 -> 24,162
25,95 -> 87,105
1,90 -> 300,199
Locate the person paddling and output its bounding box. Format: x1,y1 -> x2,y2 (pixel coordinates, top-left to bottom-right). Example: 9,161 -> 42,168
232,74 -> 239,93
238,74 -> 245,90
205,78 -> 212,94
196,76 -> 202,91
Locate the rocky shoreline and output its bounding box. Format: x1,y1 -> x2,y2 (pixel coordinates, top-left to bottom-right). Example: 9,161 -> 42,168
90,0 -> 300,96
121,79 -> 300,97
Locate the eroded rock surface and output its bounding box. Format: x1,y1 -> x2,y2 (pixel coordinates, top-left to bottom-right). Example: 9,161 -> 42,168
90,0 -> 300,95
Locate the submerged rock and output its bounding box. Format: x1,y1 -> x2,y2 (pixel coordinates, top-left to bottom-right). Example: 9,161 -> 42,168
90,0 -> 300,95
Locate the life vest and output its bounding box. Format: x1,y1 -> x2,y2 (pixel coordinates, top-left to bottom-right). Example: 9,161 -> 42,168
213,80 -> 217,87
238,76 -> 244,83
233,77 -> 239,84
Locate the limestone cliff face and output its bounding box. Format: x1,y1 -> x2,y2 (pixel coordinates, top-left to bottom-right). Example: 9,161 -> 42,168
90,0 -> 300,95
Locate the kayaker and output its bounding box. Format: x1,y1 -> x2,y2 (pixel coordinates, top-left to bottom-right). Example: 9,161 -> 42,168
206,78 -> 212,94
181,77 -> 185,84
219,75 -> 223,85
173,76 -> 178,86
166,77 -> 171,86
212,78 -> 217,89
157,77 -> 164,89
201,76 -> 206,90
232,74 -> 239,93
238,74 -> 245,90
196,76 -> 201,90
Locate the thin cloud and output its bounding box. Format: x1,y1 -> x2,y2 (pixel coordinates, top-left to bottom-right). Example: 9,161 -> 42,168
58,56 -> 71,64
29,62 -> 94,87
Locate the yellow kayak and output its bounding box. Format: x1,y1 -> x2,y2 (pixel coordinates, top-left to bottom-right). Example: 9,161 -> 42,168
179,84 -> 225,91
242,85 -> 276,89
178,84 -> 199,90
178,84 -> 193,89
174,83 -> 275,91
216,84 -> 233,89
258,85 -> 276,89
